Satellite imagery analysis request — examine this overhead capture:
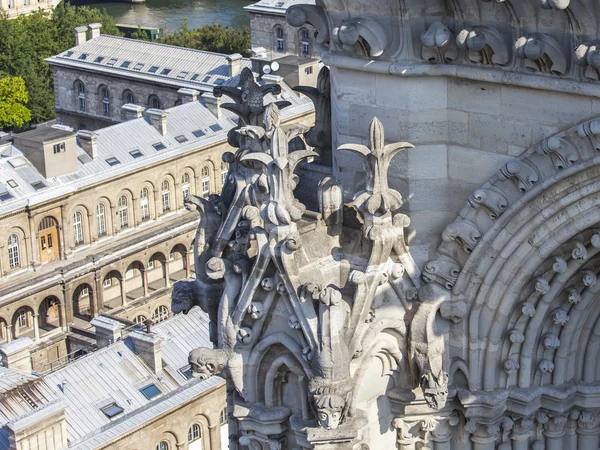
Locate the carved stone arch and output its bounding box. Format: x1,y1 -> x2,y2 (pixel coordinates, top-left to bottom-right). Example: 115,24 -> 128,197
425,117 -> 600,392
154,430 -> 181,450
263,352 -> 311,419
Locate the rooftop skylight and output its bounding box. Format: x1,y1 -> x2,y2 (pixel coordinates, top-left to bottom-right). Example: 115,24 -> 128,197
31,181 -> 46,191
121,61 -> 131,68
129,149 -> 143,158
0,192 -> 14,202
106,157 -> 120,166
101,403 -> 124,419
153,143 -> 166,151
214,79 -> 224,86
192,130 -> 205,138
94,56 -> 104,63
202,75 -> 210,83
209,124 -> 222,132
148,66 -> 159,73
7,179 -> 18,188
78,54 -> 88,60
64,51 -> 74,57
177,71 -> 189,79
139,384 -> 161,400
190,74 -> 200,81
161,68 -> 172,76
175,135 -> 188,143
133,63 -> 144,71
107,58 -> 117,66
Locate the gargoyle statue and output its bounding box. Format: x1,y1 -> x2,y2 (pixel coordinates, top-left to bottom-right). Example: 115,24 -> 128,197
421,370 -> 449,410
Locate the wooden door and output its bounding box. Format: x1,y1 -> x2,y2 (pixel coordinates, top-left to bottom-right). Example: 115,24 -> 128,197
38,217 -> 60,263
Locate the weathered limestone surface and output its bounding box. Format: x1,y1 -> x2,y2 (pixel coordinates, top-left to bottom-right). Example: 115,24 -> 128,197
174,1 -> 600,449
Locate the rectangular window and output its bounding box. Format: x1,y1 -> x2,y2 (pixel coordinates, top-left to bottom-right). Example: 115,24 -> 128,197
129,149 -> 143,158
103,278 -> 112,288
94,56 -> 104,63
106,157 -> 120,166
107,58 -> 118,66
141,200 -> 149,221
0,192 -> 14,201
162,191 -> 170,212
305,66 -> 313,75
192,130 -> 205,138
209,124 -> 222,132
41,236 -> 47,249
17,310 -> 28,328
133,63 -> 144,71
101,403 -> 124,418
119,208 -> 128,228
78,54 -> 88,60
169,252 -> 174,261
47,234 -> 53,248
140,384 -> 161,399
64,51 -> 74,58
147,260 -> 154,269
202,75 -> 211,83
177,71 -> 189,79
160,68 -> 171,75
8,243 -> 19,269
79,97 -> 86,111
202,178 -> 210,197
53,143 -> 65,154
120,61 -> 131,68
190,74 -> 200,81
31,181 -> 46,190
182,185 -> 190,200
174,135 -> 188,143
153,143 -> 166,151
148,66 -> 159,73
81,287 -> 89,296
103,101 -> 110,116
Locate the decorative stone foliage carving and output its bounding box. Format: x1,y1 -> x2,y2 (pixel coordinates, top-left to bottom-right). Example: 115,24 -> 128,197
331,17 -> 390,57
421,22 -> 457,64
515,33 -> 568,75
574,42 -> 600,80
456,26 -> 509,66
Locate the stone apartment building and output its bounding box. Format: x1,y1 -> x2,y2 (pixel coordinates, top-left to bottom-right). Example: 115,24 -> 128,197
0,307 -> 229,450
0,77 -> 312,374
0,0 -> 60,19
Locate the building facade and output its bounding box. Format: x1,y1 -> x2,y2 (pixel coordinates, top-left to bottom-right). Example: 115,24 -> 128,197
180,1 -> 600,449
0,0 -> 60,19
245,0 -> 319,59
0,82 -> 313,374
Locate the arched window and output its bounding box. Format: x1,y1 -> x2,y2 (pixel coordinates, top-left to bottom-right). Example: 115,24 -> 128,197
123,90 -> 135,105
134,315 -> 147,325
188,424 -> 202,442
220,161 -> 229,187
8,234 -> 20,269
274,26 -> 285,52
140,188 -> 150,221
161,180 -> 171,213
73,212 -> 84,246
181,173 -> 190,200
201,166 -> 210,198
75,81 -> 86,111
152,306 -> 169,323
149,95 -> 161,109
118,196 -> 128,229
100,86 -> 110,116
300,28 -> 310,56
156,442 -> 169,450
96,203 -> 107,237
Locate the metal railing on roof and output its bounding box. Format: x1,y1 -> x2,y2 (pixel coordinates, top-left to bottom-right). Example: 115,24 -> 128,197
38,343 -> 98,374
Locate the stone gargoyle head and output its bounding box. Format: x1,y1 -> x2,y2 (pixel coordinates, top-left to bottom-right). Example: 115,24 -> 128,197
171,280 -> 197,315
310,378 -> 352,431
420,370 -> 449,409
188,347 -> 228,380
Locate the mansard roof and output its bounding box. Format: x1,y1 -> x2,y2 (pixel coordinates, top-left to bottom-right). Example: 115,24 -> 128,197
0,89 -> 313,217
45,34 -> 250,93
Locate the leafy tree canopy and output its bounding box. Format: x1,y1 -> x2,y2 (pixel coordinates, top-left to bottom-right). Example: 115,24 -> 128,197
159,21 -> 251,57
0,3 -> 121,125
0,76 -> 31,130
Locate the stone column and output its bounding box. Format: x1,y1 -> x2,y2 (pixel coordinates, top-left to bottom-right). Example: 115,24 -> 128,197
142,269 -> 149,297
6,325 -> 12,343
87,211 -> 94,244
27,213 -> 38,265
185,251 -> 192,278
59,204 -> 67,259
174,182 -> 180,210
132,196 -> 139,228
110,204 -> 117,235
33,313 -> 40,341
577,411 -> 600,450
565,411 -> 579,449
469,422 -> 499,450
430,414 -> 459,450
153,188 -> 161,218
393,418 -> 419,450
94,272 -> 103,315
544,415 -> 567,450
62,282 -> 73,325
510,418 -> 534,450
164,260 -> 171,288
120,278 -> 128,307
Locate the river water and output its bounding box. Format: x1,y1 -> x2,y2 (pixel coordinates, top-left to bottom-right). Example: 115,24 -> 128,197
73,0 -> 251,32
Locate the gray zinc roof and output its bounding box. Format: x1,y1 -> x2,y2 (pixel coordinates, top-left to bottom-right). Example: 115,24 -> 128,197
45,34 -> 252,93
245,0 -> 316,15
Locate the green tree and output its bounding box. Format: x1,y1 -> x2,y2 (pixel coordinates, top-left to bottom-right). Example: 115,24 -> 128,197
158,22 -> 251,57
0,76 -> 32,129
130,26 -> 150,41
0,3 -> 121,125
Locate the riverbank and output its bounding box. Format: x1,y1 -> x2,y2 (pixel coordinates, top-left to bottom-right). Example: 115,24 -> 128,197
69,0 -> 250,31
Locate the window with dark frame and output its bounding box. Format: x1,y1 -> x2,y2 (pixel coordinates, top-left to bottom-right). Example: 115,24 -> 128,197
106,157 -> 120,166
139,384 -> 161,399
175,135 -> 188,143
101,403 -> 124,418
153,143 -> 166,151
192,129 -> 205,138
130,149 -> 143,158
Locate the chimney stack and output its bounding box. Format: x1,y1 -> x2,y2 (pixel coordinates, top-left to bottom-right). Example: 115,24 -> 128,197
77,130 -> 98,159
91,316 -> 124,349
0,337 -> 33,373
130,329 -> 163,373
74,26 -> 87,46
177,88 -> 200,104
88,23 -> 102,40
146,109 -> 168,136
202,93 -> 221,119
227,53 -> 243,77
122,104 -> 145,121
